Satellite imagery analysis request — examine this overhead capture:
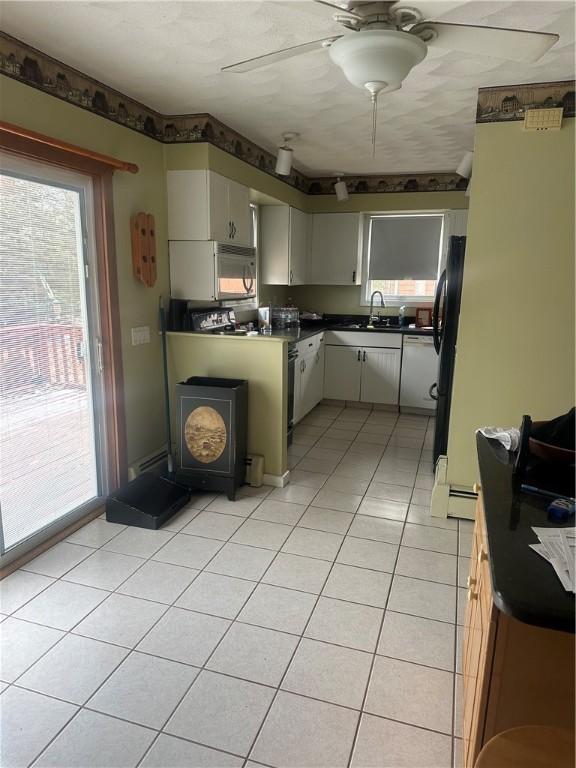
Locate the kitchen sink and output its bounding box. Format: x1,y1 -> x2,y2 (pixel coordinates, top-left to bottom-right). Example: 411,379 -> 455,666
333,323 -> 402,330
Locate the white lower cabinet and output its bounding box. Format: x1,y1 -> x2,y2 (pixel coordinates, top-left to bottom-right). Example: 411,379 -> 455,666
360,347 -> 401,405
294,334 -> 325,423
324,341 -> 401,406
324,346 -> 361,401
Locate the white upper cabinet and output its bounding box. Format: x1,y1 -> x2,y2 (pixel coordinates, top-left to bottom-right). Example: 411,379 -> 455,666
309,213 -> 362,285
167,170 -> 252,246
227,178 -> 252,246
260,205 -> 309,285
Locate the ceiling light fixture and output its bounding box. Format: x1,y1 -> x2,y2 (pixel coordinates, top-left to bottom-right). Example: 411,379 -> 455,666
275,132 -> 300,176
456,150 -> 474,179
334,174 -> 349,202
328,30 -> 428,155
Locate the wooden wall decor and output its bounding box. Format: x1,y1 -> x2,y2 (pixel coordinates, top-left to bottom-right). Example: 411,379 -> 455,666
130,212 -> 156,287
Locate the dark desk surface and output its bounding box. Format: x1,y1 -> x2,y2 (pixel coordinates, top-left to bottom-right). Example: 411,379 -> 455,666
477,433 -> 575,633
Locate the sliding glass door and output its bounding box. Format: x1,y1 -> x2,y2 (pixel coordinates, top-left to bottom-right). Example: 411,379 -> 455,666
0,154 -> 107,560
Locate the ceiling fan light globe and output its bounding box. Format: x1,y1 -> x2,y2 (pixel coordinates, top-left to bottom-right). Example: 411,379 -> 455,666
328,29 -> 427,92
275,146 -> 293,176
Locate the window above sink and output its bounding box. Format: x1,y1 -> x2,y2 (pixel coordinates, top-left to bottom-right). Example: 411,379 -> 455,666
360,212 -> 444,306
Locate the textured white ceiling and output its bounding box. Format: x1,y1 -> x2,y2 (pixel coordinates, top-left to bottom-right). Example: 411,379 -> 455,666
1,1 -> 574,175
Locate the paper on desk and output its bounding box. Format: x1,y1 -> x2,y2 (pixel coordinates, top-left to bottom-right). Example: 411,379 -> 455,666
531,527 -> 575,593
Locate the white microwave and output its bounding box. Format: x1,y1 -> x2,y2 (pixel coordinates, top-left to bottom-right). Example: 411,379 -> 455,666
169,241 -> 257,302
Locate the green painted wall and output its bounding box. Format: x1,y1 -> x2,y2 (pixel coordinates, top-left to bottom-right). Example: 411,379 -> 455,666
0,75 -> 169,467
0,72 -> 468,471
447,118 -> 575,488
307,191 -> 467,214
167,333 -> 287,476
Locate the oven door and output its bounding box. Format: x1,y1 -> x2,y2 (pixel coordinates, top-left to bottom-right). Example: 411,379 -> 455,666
216,252 -> 257,301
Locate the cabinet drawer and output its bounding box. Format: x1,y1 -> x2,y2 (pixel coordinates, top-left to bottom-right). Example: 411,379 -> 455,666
325,331 -> 402,348
298,333 -> 324,355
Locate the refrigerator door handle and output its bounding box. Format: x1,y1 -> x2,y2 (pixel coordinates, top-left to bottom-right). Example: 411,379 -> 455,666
432,269 -> 447,355
429,382 -> 439,401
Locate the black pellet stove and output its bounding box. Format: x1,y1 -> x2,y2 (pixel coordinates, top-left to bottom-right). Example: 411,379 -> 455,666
175,376 -> 248,500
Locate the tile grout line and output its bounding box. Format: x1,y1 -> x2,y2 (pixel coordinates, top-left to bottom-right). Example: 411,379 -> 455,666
25,489 -> 268,767
4,406 -> 452,767
344,414 -> 440,768
241,451 -> 368,768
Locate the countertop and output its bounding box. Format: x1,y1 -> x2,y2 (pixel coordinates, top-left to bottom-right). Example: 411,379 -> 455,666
170,324 -> 434,343
476,433 -> 575,633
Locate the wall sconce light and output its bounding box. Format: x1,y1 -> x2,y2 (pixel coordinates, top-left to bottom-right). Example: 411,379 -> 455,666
275,132 -> 300,176
456,150 -> 474,179
334,174 -> 349,202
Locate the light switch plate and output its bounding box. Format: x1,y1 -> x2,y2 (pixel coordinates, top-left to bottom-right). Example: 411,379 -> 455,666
131,326 -> 150,345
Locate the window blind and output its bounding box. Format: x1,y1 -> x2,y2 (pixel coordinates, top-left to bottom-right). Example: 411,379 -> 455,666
0,170 -> 99,553
368,215 -> 443,280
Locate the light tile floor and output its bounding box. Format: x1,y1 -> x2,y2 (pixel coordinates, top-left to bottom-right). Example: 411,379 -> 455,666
0,405 -> 473,768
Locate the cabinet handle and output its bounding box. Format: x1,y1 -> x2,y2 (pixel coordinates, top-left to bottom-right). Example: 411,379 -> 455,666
467,588 -> 478,602
290,269 -> 293,284
228,221 -> 232,239
363,350 -> 366,362
352,270 -> 356,283
232,222 -> 236,239
357,350 -> 361,361
477,549 -> 487,564
466,576 -> 476,588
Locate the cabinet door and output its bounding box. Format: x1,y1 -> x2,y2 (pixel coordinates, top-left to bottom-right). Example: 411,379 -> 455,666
300,351 -> 316,419
289,208 -> 309,285
260,206 -> 289,285
310,344 -> 325,410
360,347 -> 401,405
228,178 -> 252,246
324,346 -> 361,401
208,172 -> 232,242
309,213 -> 361,285
167,170 -> 210,240
293,357 -> 304,424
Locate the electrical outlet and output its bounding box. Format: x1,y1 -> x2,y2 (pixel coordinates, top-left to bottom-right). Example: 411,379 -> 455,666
131,326 -> 150,346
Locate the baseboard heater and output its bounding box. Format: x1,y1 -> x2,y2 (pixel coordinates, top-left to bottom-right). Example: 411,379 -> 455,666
128,447 -> 169,480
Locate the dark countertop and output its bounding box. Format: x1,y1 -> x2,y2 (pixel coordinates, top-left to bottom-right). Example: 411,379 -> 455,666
172,323 -> 433,343
477,433 -> 575,633
267,324 -> 434,343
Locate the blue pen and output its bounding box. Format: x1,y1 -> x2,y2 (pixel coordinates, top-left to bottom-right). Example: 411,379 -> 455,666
521,484 -> 576,504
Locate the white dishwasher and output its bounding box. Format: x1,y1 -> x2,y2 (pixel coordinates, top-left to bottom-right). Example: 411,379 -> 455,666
400,335 -> 438,412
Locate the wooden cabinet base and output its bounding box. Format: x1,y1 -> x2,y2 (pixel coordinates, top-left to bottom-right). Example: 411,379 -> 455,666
475,726 -> 574,768
463,494 -> 575,768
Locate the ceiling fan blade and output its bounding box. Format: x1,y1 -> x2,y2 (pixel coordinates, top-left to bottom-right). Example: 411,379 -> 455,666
411,22 -> 559,63
222,37 -> 342,73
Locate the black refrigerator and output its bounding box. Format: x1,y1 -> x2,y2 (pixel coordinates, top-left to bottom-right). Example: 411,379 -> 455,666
432,235 -> 466,463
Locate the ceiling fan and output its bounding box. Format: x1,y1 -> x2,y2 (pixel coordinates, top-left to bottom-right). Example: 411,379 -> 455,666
222,1 -> 559,153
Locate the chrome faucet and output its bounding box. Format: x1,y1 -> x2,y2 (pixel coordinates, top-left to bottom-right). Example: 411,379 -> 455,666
368,290 -> 386,328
